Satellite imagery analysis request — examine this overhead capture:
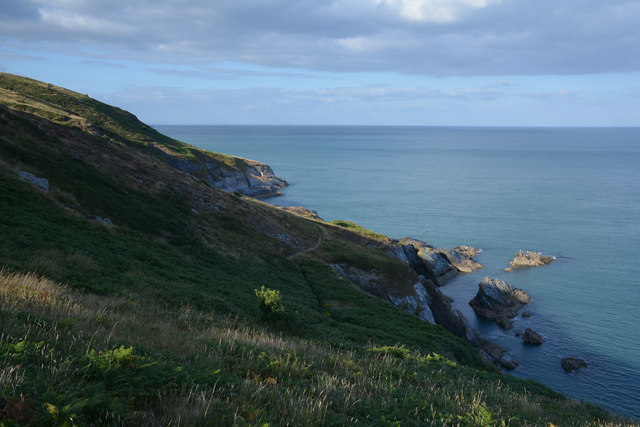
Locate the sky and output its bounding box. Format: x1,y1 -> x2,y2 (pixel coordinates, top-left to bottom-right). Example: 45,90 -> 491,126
1,0 -> 639,126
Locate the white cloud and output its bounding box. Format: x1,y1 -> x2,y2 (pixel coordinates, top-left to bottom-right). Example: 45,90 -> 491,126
376,0 -> 501,22
39,8 -> 132,35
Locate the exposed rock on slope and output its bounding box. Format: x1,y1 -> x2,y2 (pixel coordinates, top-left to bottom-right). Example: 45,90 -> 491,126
390,238 -> 483,285
278,206 -> 324,221
18,171 -> 49,192
152,143 -> 288,197
442,246 -> 484,273
508,250 -> 555,269
469,277 -> 531,329
330,263 -> 435,323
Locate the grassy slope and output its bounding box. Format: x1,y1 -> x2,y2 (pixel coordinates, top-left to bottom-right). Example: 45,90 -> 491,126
0,73 -> 633,426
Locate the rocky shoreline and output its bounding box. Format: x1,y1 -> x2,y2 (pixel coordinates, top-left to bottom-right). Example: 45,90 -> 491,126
329,235 -> 580,372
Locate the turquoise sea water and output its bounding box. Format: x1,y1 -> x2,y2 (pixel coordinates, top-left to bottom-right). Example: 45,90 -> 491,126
156,125 -> 640,419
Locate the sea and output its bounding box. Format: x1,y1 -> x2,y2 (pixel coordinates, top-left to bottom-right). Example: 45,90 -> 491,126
156,125 -> 640,419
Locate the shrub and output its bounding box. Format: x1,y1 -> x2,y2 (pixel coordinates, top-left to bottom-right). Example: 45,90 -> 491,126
254,285 -> 285,318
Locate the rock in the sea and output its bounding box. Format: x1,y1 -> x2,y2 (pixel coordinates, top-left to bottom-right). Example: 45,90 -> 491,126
509,250 -> 555,268
18,171 -> 49,192
522,328 -> 544,345
469,277 -> 531,329
522,311 -> 532,318
561,357 -> 588,372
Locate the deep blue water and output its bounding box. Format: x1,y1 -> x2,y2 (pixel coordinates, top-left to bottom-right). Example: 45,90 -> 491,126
156,125 -> 640,419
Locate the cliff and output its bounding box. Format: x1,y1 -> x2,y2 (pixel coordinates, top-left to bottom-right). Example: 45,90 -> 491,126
0,73 -> 287,199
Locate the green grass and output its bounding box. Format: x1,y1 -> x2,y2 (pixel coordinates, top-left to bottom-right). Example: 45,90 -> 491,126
0,270 -> 628,426
0,72 -> 251,171
331,219 -> 391,242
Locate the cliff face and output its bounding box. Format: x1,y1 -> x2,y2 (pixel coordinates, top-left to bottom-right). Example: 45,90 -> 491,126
153,144 -> 288,197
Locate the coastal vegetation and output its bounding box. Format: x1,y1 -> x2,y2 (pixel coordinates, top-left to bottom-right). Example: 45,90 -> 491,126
0,73 -> 635,425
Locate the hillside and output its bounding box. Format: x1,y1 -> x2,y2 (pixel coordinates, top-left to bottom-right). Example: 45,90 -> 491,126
0,73 -> 633,425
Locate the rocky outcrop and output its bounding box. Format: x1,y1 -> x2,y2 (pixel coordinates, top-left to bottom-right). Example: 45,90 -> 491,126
153,144 -> 288,197
330,264 -> 435,323
278,206 -> 324,221
390,239 -> 483,285
387,282 -> 435,323
478,340 -> 518,369
18,171 -> 49,192
441,246 -> 484,273
469,277 -> 531,329
522,328 -> 544,345
561,357 -> 588,372
507,250 -> 555,269
425,279 -> 480,344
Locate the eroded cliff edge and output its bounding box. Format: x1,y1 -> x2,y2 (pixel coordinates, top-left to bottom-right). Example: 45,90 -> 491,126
152,143 -> 288,198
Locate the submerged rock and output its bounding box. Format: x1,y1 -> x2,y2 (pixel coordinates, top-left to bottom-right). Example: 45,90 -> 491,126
469,277 -> 531,329
561,357 -> 588,372
509,250 -> 555,268
522,328 -> 544,345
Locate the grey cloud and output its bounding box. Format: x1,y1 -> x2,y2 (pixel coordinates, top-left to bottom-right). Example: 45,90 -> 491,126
2,0 -> 639,76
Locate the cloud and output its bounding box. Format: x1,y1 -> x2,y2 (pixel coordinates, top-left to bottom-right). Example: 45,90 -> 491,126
376,0 -> 501,23
2,0 -> 640,76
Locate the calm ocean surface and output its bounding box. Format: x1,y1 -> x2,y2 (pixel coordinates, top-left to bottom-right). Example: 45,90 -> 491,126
156,125 -> 640,419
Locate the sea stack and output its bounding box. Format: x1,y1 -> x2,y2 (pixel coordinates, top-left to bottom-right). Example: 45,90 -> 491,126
469,277 -> 531,329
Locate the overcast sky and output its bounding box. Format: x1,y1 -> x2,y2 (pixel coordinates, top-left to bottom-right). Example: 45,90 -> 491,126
1,0 -> 639,126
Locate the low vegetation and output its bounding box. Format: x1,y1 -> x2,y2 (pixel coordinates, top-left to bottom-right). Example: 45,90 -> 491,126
0,73 -> 635,425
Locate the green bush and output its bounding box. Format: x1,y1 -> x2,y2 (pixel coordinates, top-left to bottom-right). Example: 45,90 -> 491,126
255,285 -> 285,318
